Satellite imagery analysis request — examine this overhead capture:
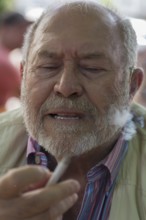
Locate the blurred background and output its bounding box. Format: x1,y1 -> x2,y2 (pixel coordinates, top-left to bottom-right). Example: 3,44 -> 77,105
14,0 -> 146,46
0,0 -> 146,112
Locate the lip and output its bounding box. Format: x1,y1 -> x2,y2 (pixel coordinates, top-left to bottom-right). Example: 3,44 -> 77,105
44,109 -> 86,119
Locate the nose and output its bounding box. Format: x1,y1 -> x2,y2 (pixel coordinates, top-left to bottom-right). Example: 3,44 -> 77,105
54,65 -> 83,97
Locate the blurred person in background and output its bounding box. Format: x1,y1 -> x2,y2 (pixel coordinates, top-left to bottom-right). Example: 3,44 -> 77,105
134,45 -> 146,107
0,12 -> 32,112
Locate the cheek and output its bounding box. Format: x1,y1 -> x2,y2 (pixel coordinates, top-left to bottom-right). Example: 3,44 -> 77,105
25,74 -> 54,111
86,78 -> 119,112
114,77 -> 130,96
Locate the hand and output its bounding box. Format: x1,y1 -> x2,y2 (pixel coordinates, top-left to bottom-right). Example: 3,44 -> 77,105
0,166 -> 80,220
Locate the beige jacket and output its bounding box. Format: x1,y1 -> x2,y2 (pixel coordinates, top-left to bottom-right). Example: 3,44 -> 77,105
0,108 -> 27,175
0,104 -> 146,220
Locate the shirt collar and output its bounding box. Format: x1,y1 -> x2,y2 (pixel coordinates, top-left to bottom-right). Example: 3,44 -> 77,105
26,136 -> 40,157
86,134 -> 125,183
26,133 -> 125,185
26,111 -> 144,181
87,110 -> 145,183
101,135 -> 125,183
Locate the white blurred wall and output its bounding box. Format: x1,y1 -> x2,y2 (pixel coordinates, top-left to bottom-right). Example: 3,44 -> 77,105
113,0 -> 146,19
14,0 -> 146,19
13,0 -> 146,45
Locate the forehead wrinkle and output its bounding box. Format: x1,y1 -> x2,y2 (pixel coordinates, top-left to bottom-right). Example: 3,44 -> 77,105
33,50 -> 113,69
37,49 -> 74,61
37,50 -> 109,62
37,50 -> 61,59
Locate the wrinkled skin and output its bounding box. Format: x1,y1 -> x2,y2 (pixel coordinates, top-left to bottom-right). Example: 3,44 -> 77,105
22,6 -> 133,160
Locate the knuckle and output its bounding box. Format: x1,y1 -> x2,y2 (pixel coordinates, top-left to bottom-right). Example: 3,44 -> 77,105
48,194 -> 78,218
13,198 -> 35,218
59,180 -> 80,195
0,169 -> 19,198
63,193 -> 78,208
47,207 -> 60,219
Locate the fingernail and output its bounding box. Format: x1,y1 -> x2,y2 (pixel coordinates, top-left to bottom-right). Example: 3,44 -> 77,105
70,180 -> 80,192
72,193 -> 78,202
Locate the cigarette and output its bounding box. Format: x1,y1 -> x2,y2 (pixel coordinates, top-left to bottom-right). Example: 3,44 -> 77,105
46,155 -> 71,186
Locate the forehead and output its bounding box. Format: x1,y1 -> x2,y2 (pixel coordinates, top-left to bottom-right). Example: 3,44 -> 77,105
31,5 -> 120,62
37,4 -> 116,36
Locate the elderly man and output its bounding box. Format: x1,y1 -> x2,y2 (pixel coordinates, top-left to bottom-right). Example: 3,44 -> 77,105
0,0 -> 145,219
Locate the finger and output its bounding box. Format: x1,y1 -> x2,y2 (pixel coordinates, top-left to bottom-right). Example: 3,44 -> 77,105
0,198 -> 63,220
55,217 -> 62,220
26,194 -> 78,220
23,179 -> 80,208
48,193 -> 78,219
0,166 -> 50,199
7,179 -> 80,218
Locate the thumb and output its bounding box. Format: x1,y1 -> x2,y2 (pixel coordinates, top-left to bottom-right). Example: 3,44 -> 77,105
0,165 -> 50,199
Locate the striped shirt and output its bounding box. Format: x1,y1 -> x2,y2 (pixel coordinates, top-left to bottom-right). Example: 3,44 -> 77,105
76,111 -> 145,220
27,135 -> 128,220
77,136 -> 128,220
26,110 -> 145,219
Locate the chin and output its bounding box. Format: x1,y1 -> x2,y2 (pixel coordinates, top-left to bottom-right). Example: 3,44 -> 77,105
36,126 -> 116,160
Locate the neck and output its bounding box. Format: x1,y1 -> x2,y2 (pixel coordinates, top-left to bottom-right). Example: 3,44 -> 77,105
61,132 -> 120,181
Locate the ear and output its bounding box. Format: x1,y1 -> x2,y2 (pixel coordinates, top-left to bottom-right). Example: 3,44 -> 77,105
20,61 -> 25,78
129,68 -> 143,100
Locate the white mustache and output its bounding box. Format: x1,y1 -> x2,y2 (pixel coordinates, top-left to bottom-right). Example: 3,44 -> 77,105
40,95 -> 98,115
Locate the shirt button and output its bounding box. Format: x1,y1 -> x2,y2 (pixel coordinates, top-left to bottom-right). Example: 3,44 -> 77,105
35,154 -> 41,165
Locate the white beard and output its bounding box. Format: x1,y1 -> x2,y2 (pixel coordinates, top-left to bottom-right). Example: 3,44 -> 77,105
21,81 -> 131,159
36,106 -> 130,159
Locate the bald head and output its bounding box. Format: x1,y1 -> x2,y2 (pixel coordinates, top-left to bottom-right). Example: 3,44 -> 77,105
36,1 -> 119,41
22,0 -> 137,73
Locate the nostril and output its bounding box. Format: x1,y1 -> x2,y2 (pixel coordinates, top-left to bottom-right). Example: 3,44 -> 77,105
54,81 -> 82,98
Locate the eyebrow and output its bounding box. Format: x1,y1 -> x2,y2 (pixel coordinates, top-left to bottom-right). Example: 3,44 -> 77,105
79,52 -> 108,60
37,50 -> 108,61
37,50 -> 59,59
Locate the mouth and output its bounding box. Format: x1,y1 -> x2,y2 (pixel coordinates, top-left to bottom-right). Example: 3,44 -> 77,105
45,109 -> 85,120
49,113 -> 81,120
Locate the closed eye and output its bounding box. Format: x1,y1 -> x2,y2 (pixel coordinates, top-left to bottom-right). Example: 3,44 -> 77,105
36,64 -> 61,78
80,66 -> 106,74
42,65 -> 60,70
84,67 -> 101,72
